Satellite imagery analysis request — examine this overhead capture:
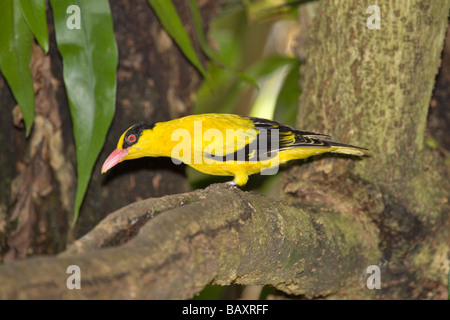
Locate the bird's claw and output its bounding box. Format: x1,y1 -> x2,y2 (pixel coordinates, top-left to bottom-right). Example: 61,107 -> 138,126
226,181 -> 238,188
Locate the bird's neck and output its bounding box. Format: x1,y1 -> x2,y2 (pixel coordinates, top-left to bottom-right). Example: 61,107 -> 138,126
139,120 -> 186,158
144,118 -> 203,163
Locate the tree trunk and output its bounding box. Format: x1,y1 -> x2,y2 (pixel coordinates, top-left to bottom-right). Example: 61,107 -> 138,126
283,0 -> 450,298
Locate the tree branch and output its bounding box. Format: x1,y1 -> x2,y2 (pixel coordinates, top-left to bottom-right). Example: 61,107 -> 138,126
0,184 -> 379,299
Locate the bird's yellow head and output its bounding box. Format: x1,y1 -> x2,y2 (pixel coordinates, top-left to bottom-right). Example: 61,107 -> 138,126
101,123 -> 155,174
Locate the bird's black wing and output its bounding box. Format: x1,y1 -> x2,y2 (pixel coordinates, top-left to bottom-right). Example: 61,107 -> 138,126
204,116 -> 343,162
246,117 -> 334,153
248,117 -> 368,152
206,117 -> 332,161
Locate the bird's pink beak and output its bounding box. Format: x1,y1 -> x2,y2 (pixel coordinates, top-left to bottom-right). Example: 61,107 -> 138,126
101,148 -> 129,174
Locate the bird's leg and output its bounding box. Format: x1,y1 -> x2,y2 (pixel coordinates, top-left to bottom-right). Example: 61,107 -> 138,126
233,172 -> 248,186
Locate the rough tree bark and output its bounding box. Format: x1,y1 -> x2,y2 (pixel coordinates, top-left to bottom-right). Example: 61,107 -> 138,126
284,0 -> 450,298
0,184 -> 379,299
0,0 -> 448,299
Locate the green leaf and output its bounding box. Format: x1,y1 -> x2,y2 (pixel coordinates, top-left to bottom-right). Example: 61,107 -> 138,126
249,57 -> 300,121
273,59 -> 300,126
50,0 -> 118,224
148,0 -> 206,77
19,0 -> 49,53
249,64 -> 293,120
0,0 -> 35,136
242,0 -> 314,21
188,0 -> 258,88
246,55 -> 297,78
193,285 -> 226,300
194,63 -> 249,115
194,56 -> 296,115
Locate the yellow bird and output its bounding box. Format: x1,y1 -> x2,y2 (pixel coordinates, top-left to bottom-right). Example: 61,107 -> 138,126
101,113 -> 366,186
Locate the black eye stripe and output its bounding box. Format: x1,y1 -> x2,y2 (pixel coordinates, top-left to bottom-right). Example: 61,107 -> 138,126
122,123 -> 155,149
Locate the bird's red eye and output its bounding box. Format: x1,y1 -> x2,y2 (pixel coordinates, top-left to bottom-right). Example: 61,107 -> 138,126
127,134 -> 136,143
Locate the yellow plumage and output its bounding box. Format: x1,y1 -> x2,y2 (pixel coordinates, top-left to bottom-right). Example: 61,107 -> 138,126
102,113 -> 367,186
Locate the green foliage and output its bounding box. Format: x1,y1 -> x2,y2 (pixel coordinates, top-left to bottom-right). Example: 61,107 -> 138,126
193,3 -> 299,123
19,0 -> 49,53
148,0 -> 206,77
50,0 -> 118,224
243,0 -> 298,21
0,0 -> 35,136
189,0 -> 259,88
193,285 -> 226,300
248,57 -> 299,121
243,0 -> 316,21
194,284 -> 276,300
273,59 -> 301,127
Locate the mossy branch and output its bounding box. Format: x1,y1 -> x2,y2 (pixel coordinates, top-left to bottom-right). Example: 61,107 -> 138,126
0,184 -> 380,299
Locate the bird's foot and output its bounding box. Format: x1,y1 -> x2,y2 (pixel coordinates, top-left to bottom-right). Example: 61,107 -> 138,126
206,181 -> 239,191
226,180 -> 238,188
